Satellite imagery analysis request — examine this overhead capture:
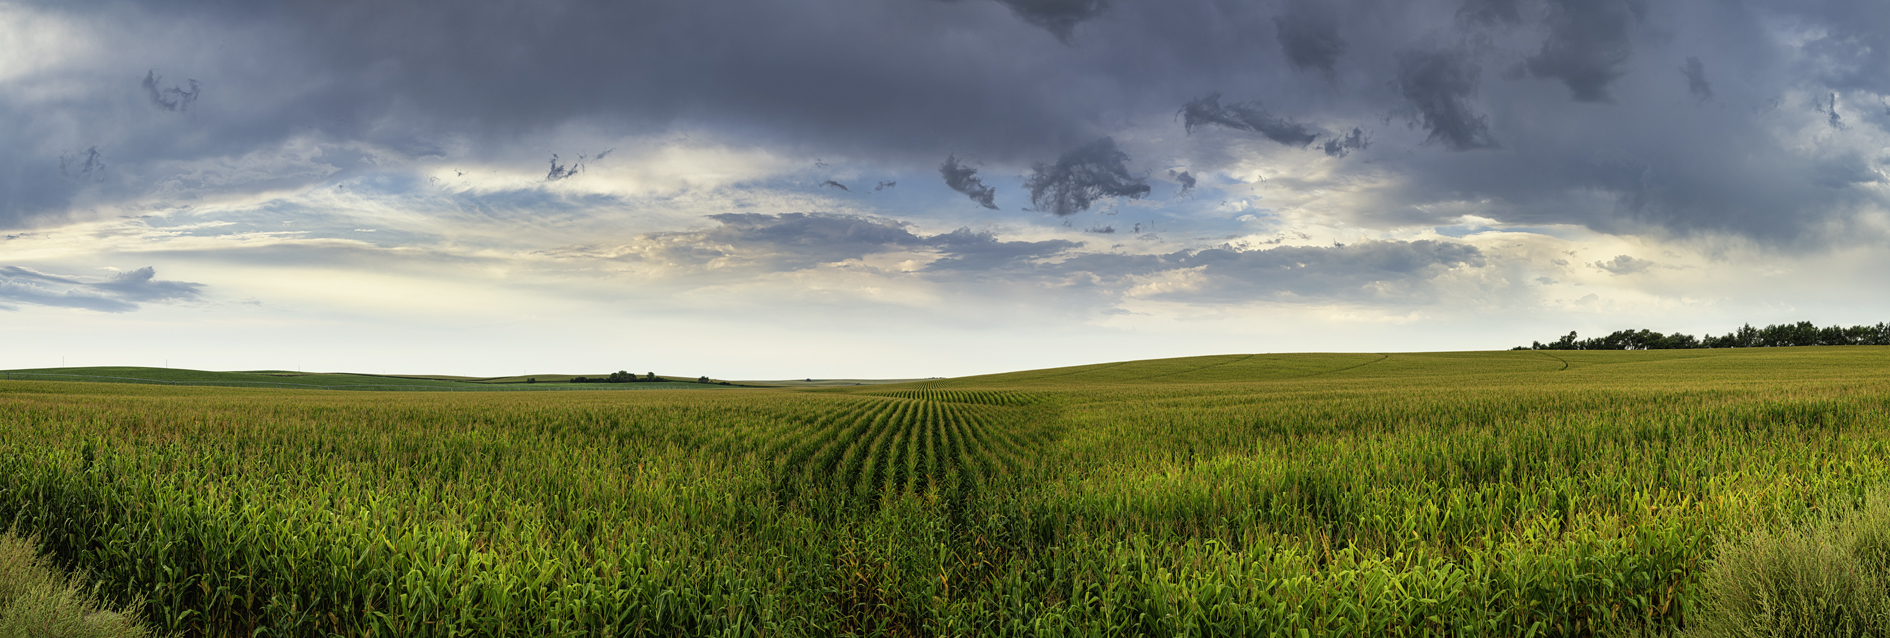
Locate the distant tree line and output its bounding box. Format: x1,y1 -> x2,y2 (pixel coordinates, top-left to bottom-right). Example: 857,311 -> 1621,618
568,371 -> 733,385
1517,321 -> 1890,351
570,371 -> 662,383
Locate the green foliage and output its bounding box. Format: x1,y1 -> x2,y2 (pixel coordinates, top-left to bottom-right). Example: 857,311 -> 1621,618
1523,320 -> 1890,350
0,527 -> 160,638
1,347 -> 1889,636
1687,489 -> 1890,638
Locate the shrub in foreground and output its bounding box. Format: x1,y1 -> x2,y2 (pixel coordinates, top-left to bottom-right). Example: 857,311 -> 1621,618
1690,488 -> 1890,638
0,527 -> 160,638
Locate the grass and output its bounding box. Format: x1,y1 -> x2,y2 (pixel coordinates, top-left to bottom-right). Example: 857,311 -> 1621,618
1686,488 -> 1890,637
0,526 -> 161,638
1,347 -> 1888,636
0,367 -> 745,391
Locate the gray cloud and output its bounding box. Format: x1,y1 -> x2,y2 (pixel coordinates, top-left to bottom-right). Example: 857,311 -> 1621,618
1680,56 -> 1712,102
705,212 -> 925,262
940,155 -> 999,209
1046,239 -> 1484,302
1817,93 -> 1846,130
1364,0 -> 1890,244
1397,49 -> 1497,150
6,0 -> 1890,252
1179,93 -> 1319,148
1592,254 -> 1653,274
1273,0 -> 1346,78
141,70 -> 200,112
1024,137 -> 1150,216
1169,170 -> 1197,197
1321,127 -> 1368,158
1527,0 -> 1637,103
924,226 -> 1082,270
1458,0 -> 1522,26
1790,2 -> 1890,93
0,266 -> 203,313
545,154 -> 582,181
930,0 -> 1114,43
59,147 -> 107,182
627,213 -> 1475,302
1166,240 -> 1483,301
0,0 -> 1157,226
546,151 -> 612,182
88,267 -> 205,302
623,212 -> 1084,274
994,0 -> 1112,43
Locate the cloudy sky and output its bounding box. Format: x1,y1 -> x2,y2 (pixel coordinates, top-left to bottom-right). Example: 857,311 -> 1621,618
4,0 -> 1889,378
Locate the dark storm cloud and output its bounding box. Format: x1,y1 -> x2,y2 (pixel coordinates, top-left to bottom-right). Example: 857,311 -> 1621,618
141,70 -> 200,112
1321,128 -> 1368,158
1024,137 -> 1151,216
2,0 -> 1146,225
259,0 -> 1130,159
545,154 -> 582,181
547,151 -> 611,181
995,0 -> 1113,43
1680,56 -> 1712,102
939,155 -> 999,210
927,0 -> 1114,43
1817,93 -> 1845,130
1322,0 -> 1890,245
1790,2 -> 1890,93
1179,93 -> 1320,148
1458,0 -> 1522,26
1527,0 -> 1637,103
1273,0 -> 1346,78
1397,49 -> 1497,150
8,0 -> 1890,252
0,266 -> 203,313
1169,170 -> 1197,197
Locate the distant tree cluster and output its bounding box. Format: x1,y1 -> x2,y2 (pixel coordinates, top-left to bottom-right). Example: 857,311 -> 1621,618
566,371 -> 733,385
569,371 -> 662,383
1518,321 -> 1890,351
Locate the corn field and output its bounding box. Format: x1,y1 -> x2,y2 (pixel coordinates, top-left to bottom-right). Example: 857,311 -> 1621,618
2,347 -> 1889,636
